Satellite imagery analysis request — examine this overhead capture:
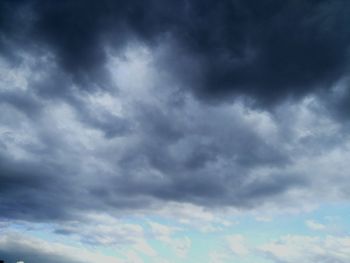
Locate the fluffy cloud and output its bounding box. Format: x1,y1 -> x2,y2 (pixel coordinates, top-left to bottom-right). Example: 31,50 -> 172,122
1,39 -> 350,225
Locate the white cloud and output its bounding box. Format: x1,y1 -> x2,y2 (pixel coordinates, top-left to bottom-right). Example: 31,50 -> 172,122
132,240 -> 157,257
209,250 -> 230,263
171,236 -> 192,258
148,221 -> 180,239
226,235 -> 249,257
125,251 -> 144,263
305,220 -> 326,231
148,221 -> 191,258
259,235 -> 350,263
254,215 -> 273,222
55,213 -> 145,247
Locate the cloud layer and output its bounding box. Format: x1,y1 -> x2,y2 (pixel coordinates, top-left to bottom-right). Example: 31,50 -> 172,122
1,2 -> 350,262
1,0 -> 350,222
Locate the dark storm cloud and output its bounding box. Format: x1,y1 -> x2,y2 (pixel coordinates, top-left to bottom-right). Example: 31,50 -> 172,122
0,91 -> 42,117
1,0 -> 350,224
99,102 -> 296,208
0,151 -> 77,221
182,0 -> 350,105
0,247 -> 81,263
0,77 -> 298,223
1,0 -> 350,103
0,233 -> 96,263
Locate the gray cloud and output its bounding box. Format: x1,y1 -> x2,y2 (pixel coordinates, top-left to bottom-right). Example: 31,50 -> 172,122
0,231 -> 123,263
1,0 -> 350,228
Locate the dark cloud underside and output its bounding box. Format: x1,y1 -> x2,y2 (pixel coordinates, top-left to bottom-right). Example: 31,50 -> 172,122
0,0 -> 350,223
1,0 -> 349,102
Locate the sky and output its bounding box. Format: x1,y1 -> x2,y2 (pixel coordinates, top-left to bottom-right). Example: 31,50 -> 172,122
0,0 -> 350,262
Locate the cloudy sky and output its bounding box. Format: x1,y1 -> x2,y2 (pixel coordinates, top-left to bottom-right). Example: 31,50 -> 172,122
1,0 -> 350,262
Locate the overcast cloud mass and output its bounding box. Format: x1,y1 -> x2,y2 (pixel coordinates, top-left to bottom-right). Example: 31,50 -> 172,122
1,1 -> 350,262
